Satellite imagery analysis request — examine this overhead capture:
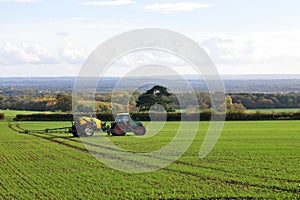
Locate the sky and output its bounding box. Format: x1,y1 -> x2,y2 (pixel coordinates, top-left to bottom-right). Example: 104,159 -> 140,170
0,0 -> 300,77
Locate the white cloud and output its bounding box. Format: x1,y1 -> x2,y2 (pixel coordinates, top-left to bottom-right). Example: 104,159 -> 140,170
80,0 -> 135,6
0,42 -> 88,65
1,18 -> 300,75
104,50 -> 193,77
116,50 -> 185,67
200,32 -> 300,65
59,42 -> 89,64
144,2 -> 211,13
0,43 -> 47,65
198,32 -> 300,74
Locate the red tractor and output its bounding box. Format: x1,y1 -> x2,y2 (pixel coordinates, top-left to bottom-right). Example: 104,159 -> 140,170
107,113 -> 146,136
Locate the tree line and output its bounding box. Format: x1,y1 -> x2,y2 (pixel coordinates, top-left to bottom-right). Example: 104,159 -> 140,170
12,112 -> 300,122
230,93 -> 300,109
1,87 -> 300,113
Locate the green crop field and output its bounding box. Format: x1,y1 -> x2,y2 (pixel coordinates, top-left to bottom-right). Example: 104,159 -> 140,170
247,108 -> 300,113
0,110 -> 69,120
0,120 -> 299,199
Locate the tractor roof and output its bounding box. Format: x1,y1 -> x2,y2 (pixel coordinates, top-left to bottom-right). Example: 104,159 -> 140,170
116,113 -> 130,116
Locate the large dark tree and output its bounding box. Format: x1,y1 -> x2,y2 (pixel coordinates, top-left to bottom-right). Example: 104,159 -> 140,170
136,85 -> 174,112
55,93 -> 72,112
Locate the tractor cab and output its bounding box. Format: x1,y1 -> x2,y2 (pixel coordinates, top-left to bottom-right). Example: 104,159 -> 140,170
115,113 -> 131,125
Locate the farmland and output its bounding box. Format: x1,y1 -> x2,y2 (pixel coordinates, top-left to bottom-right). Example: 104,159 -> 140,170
247,108 -> 300,113
0,120 -> 299,199
0,110 -> 65,118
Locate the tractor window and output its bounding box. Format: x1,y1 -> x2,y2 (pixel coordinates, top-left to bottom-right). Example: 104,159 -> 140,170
122,116 -> 129,122
116,115 -> 129,122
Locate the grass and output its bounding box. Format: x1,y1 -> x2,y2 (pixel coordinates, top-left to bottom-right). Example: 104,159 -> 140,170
246,108 -> 300,113
176,108 -> 300,114
0,120 -> 299,199
0,109 -> 68,119
0,110 -> 45,118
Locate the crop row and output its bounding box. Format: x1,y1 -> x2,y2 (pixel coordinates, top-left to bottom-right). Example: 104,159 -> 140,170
1,121 -> 299,199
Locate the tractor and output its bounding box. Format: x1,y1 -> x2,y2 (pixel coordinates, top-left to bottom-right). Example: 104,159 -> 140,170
70,116 -> 108,137
16,114 -> 143,138
107,113 -> 146,136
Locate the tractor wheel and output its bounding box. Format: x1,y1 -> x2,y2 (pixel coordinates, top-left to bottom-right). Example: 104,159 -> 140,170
134,126 -> 146,136
72,132 -> 79,137
70,125 -> 79,137
83,125 -> 94,137
111,123 -> 126,136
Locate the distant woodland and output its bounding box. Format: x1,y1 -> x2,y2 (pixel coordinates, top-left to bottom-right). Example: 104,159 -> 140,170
0,86 -> 300,113
1,76 -> 300,113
